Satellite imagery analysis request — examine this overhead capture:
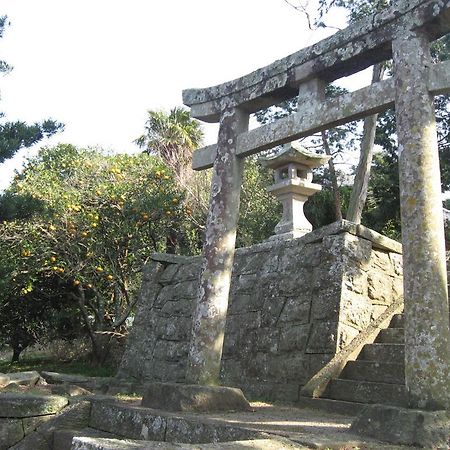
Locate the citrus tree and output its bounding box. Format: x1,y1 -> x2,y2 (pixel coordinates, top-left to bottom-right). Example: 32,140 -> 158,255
0,144 -> 195,363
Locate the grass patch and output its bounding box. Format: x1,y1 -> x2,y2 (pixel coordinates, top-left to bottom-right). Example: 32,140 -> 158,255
0,355 -> 116,378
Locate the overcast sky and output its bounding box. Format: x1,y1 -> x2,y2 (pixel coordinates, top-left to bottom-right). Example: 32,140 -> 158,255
0,0 -> 355,190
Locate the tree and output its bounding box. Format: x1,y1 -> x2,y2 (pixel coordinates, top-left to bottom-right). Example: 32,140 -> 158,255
0,144 -> 196,363
135,107 -> 206,252
135,107 -> 203,179
0,15 -> 63,164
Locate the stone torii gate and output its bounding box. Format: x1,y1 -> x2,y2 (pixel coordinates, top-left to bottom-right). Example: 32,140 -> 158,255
183,0 -> 450,411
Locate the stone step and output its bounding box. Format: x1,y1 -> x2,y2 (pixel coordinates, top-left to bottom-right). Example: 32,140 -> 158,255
89,400 -> 265,444
0,393 -> 68,418
389,313 -> 404,328
374,327 -> 404,344
71,436 -> 306,450
297,395 -> 365,416
324,379 -> 407,407
359,343 -> 404,363
340,361 -> 405,385
53,427 -> 118,450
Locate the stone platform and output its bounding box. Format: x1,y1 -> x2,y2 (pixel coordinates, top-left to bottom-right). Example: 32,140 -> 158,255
85,398 -> 412,449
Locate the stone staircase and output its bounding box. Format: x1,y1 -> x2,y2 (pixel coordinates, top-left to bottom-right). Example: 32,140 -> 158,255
319,313 -> 407,409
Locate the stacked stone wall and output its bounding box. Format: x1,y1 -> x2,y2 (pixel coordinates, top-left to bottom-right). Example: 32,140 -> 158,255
118,221 -> 403,401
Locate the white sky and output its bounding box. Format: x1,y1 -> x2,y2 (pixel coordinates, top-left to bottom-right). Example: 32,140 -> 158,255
0,0 -> 357,191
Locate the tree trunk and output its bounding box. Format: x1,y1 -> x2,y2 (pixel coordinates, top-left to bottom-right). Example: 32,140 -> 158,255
90,332 -> 112,366
346,63 -> 385,223
11,347 -> 22,363
321,130 -> 342,221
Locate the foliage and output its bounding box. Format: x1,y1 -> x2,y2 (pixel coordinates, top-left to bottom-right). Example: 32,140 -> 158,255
0,355 -> 115,377
0,144 -> 196,362
135,107 -> 203,176
237,158 -> 281,246
0,119 -> 64,164
0,15 -> 63,163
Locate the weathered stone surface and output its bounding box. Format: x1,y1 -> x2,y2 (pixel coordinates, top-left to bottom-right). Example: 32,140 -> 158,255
394,31 -> 450,410
22,414 -> 53,434
186,109 -> 250,385
90,400 -> 263,444
351,404 -> 450,447
0,393 -> 68,417
72,437 -> 306,450
0,418 -> 24,449
53,427 -> 117,450
118,222 -> 402,401
7,371 -> 41,386
50,384 -> 93,396
141,382 -> 251,413
40,371 -> 91,385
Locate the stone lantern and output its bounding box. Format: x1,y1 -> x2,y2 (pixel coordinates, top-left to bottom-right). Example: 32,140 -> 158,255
261,141 -> 330,239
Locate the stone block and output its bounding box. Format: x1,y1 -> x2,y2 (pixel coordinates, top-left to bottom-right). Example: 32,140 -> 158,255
369,250 -> 393,273
340,292 -> 373,330
235,273 -> 259,292
233,251 -> 269,275
141,382 -> 251,412
174,262 -> 201,282
152,361 -> 186,383
261,300 -> 285,328
49,384 -> 93,397
220,358 -> 245,383
245,352 -> 269,380
254,328 -> 280,353
8,432 -> 48,450
165,416 -> 261,444
90,401 -> 167,440
267,354 -> 309,382
278,324 -> 310,352
342,266 -> 368,295
157,263 -> 179,285
153,340 -> 189,362
160,300 -> 193,317
22,414 -> 53,434
0,393 -> 68,418
278,297 -> 311,324
229,293 -> 262,313
40,371 -> 91,385
306,321 -> 338,354
367,271 -> 394,305
239,381 -> 300,403
277,269 -> 310,295
72,436 -> 304,449
307,354 -> 333,378
71,437 -> 176,449
0,418 -> 24,449
351,404 -> 450,447
7,371 -> 41,387
310,286 -> 340,320
155,317 -> 191,341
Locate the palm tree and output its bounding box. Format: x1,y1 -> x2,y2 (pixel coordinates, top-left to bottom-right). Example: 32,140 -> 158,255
135,107 -> 206,253
135,107 -> 203,177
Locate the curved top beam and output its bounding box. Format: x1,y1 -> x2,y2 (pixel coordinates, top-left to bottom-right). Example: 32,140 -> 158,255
183,0 -> 450,122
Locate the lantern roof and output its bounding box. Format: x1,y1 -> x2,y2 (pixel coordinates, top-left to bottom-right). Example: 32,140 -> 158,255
261,141 -> 330,170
